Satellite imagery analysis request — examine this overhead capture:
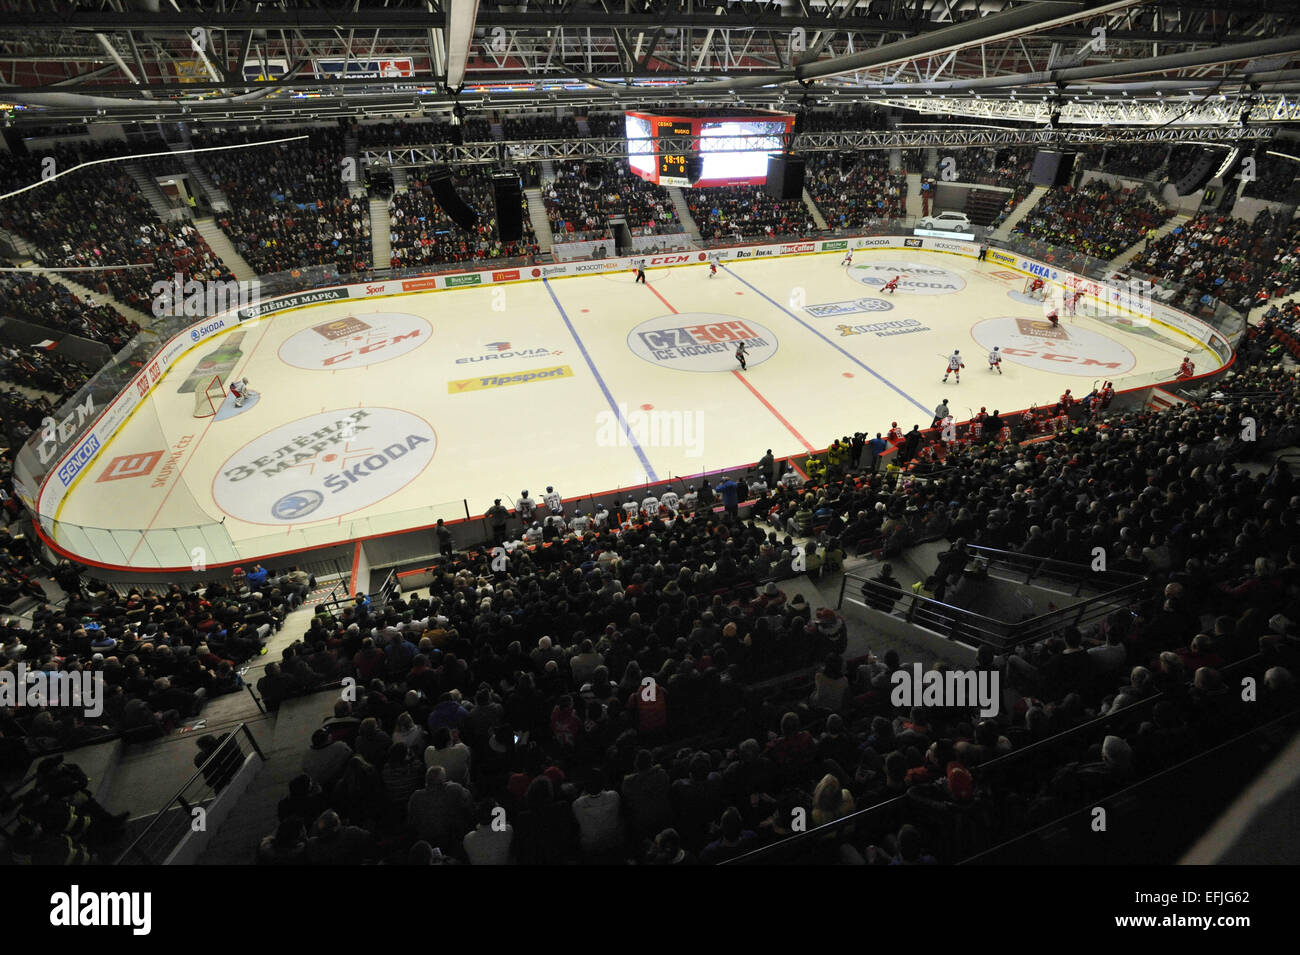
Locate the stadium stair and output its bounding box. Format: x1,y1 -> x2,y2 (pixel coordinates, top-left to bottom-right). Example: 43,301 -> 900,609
343,129 -> 366,199
490,122 -> 505,141
524,187 -> 554,253
38,265 -> 156,330
539,159 -> 555,185
369,197 -> 392,269
0,225 -> 35,259
195,218 -> 257,284
905,172 -> 924,219
991,184 -> 1048,240
803,188 -> 829,230
171,144 -> 230,213
1108,212 -> 1191,271
125,162 -> 187,223
391,166 -> 409,194
665,186 -> 701,241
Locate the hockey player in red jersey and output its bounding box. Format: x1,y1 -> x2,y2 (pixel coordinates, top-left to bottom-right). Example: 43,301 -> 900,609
1176,356 -> 1196,380
882,275 -> 901,294
1046,308 -> 1060,328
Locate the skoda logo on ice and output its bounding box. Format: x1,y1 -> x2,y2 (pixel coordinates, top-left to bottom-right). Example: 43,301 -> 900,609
214,407 -> 438,525
272,490 -> 324,520
849,261 -> 965,295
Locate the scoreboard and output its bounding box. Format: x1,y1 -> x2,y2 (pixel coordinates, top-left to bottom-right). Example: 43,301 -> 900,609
655,118 -> 694,186
625,111 -> 794,188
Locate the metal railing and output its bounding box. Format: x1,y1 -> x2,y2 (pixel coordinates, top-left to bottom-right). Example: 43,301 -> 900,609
725,650 -> 1278,865
114,721 -> 266,865
839,545 -> 1150,654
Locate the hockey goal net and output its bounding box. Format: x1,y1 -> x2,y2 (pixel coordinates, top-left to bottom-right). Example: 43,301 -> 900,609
1022,276 -> 1049,300
193,374 -> 225,418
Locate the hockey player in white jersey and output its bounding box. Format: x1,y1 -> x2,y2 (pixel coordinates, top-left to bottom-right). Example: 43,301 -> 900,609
543,511 -> 566,533
523,521 -> 543,543
942,350 -> 964,384
779,465 -> 802,488
748,472 -> 769,497
988,346 -> 1003,375
570,509 -> 590,536
515,490 -> 536,522
623,498 -> 641,523
840,248 -> 853,267
543,486 -> 563,515
660,488 -> 680,512
681,486 -> 699,513
593,503 -> 610,529
229,376 -> 258,407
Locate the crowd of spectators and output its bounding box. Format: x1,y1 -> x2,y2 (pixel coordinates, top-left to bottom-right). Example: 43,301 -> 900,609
1078,143 -> 1167,179
687,185 -> 816,242
1241,152 -> 1300,205
357,120 -> 460,147
1013,180 -> 1172,260
1134,210 -> 1295,313
503,115 -> 581,141
247,350 -> 1300,864
196,128 -> 372,276
805,152 -> 907,228
0,565 -> 315,767
0,346 -> 90,398
0,273 -> 139,351
388,166 -> 538,268
543,160 -> 679,241
0,143 -> 235,312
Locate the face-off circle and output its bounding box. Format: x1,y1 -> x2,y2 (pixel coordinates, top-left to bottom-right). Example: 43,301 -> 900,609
627,313 -> 778,372
971,316 -> 1137,377
213,407 -> 437,525
848,261 -> 966,295
278,312 -> 431,370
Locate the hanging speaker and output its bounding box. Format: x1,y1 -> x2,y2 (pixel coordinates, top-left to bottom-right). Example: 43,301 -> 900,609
1174,148 -> 1220,196
1030,150 -> 1077,188
492,171 -> 523,243
427,165 -> 479,231
685,153 -> 704,185
765,154 -> 805,200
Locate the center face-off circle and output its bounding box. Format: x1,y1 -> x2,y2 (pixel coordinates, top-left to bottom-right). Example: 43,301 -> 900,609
849,261 -> 966,295
278,312 -> 431,370
213,407 -> 437,525
627,313 -> 779,372
972,316 -> 1137,376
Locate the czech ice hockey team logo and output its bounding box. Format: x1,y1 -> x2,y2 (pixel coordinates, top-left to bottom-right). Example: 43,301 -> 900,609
485,341 -> 511,351
627,313 -> 778,372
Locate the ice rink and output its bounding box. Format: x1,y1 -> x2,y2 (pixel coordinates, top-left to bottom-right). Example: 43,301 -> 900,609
53,248 -> 1218,567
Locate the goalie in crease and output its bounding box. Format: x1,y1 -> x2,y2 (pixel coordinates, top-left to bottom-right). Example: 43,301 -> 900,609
230,376 -> 258,407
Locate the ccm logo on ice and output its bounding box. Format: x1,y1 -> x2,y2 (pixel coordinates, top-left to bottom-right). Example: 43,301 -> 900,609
321,436 -> 432,493
50,886 -> 151,936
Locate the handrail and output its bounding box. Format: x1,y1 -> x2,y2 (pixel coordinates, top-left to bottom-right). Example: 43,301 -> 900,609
114,721 -> 265,865
724,649 -> 1274,865
959,704 -> 1300,865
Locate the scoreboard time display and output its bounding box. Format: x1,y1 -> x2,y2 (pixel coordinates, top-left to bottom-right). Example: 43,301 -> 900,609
656,118 -> 694,186
625,110 -> 794,188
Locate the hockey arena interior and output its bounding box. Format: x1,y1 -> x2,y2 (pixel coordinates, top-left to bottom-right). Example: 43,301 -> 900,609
1,0 -> 1300,876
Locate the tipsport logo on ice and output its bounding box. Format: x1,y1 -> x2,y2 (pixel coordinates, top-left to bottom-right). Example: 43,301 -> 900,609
804,297 -> 895,318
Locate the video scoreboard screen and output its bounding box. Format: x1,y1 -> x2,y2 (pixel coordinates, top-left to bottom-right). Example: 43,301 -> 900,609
624,111 -> 794,188
656,118 -> 693,185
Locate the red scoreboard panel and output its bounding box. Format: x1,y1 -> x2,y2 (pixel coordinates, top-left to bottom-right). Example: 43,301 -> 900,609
624,111 -> 795,188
